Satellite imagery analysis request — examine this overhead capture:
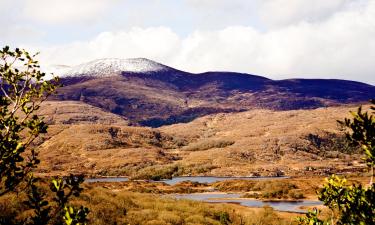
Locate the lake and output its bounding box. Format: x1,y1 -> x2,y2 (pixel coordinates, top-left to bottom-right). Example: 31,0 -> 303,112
171,193 -> 322,213
85,176 -> 289,184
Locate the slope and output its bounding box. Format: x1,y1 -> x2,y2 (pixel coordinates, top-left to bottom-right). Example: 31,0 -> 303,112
50,58 -> 375,127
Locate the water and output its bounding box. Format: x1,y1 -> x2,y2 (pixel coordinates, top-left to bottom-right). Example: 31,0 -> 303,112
85,177 -> 129,183
85,177 -> 320,213
85,176 -> 289,184
171,193 -> 322,213
160,176 -> 289,185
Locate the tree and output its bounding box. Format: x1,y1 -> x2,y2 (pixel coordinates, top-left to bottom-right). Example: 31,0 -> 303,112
298,100 -> 375,224
0,46 -> 89,225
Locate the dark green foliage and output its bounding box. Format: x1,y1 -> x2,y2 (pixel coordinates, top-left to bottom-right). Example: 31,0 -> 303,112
0,46 -> 59,195
304,132 -> 360,155
319,175 -> 374,224
50,175 -> 85,207
63,206 -> 90,225
297,209 -> 328,225
215,211 -> 231,225
0,46 -> 88,225
25,177 -> 51,225
339,102 -> 375,170
298,100 -> 375,224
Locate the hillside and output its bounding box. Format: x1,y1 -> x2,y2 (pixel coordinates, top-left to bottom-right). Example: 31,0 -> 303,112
35,102 -> 367,177
159,105 -> 369,177
34,58 -> 374,176
39,101 -> 129,125
50,58 -> 375,127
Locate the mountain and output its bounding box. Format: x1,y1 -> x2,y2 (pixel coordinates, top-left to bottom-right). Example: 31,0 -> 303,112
51,58 -> 375,127
63,58 -> 174,77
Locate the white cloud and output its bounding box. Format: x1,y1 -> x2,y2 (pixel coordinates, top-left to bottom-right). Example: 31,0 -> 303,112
186,0 -> 252,11
23,0 -> 117,24
258,0 -> 352,28
30,0 -> 375,84
185,0 -> 361,29
36,27 -> 180,65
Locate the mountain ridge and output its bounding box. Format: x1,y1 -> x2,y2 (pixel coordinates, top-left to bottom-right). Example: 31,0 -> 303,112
51,58 -> 375,127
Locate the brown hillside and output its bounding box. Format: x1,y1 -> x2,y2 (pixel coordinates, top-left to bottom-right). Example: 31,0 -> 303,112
159,105 -> 369,176
39,101 -> 129,125
35,101 -> 368,177
52,69 -> 375,127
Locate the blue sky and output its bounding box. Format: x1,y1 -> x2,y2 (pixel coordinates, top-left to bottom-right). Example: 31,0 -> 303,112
1,0 -> 375,84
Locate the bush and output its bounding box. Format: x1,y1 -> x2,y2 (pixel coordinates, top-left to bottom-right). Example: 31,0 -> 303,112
298,101 -> 375,224
130,165 -> 180,181
295,131 -> 361,157
0,46 -> 88,225
182,139 -> 234,151
288,190 -> 304,199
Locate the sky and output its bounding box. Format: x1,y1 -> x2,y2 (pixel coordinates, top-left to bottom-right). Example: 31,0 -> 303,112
1,0 -> 375,84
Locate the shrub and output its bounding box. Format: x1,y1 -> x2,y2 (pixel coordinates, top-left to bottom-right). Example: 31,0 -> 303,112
182,139 -> 234,151
298,101 -> 375,224
288,190 -> 304,199
130,164 -> 180,181
0,46 -> 88,225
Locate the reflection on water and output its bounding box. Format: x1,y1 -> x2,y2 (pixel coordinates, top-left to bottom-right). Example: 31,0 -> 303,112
171,193 -> 322,213
85,176 -> 289,184
160,176 -> 289,185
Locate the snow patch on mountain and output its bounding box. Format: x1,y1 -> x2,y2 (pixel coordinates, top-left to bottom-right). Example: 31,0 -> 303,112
62,58 -> 172,77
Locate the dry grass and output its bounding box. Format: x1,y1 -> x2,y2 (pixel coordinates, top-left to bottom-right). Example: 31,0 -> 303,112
0,183 -> 297,225
160,105 -> 369,177
39,101 -> 130,126
33,101 -> 369,177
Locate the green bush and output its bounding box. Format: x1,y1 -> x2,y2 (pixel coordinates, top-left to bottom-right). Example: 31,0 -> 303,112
0,46 -> 88,225
298,101 -> 375,224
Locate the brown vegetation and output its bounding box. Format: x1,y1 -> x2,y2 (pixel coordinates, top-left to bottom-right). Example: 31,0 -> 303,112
160,105 -> 369,177
33,102 -> 369,177
0,183 -> 296,225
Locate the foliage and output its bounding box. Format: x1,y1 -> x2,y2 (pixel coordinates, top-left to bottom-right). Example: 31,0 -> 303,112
0,46 -> 58,195
340,100 -> 375,179
0,46 -> 88,225
298,100 -> 375,224
1,186 -> 293,225
25,175 -> 89,225
214,179 -> 305,200
319,175 -> 374,224
296,208 -> 328,225
182,138 -> 235,151
130,164 -> 180,181
303,132 -> 361,156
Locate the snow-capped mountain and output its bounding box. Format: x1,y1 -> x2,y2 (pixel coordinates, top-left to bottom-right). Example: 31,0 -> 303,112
52,57 -> 375,127
62,58 -> 172,77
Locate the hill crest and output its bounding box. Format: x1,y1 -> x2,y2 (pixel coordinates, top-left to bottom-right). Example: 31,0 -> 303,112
63,58 -> 175,77
51,58 -> 375,127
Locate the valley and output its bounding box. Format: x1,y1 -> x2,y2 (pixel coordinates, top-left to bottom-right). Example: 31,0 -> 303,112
2,56 -> 374,224
33,58 -> 373,179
